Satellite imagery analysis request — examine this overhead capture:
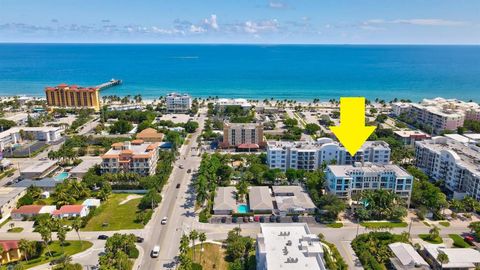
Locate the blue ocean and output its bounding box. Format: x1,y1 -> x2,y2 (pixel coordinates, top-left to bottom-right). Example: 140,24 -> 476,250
0,44 -> 479,101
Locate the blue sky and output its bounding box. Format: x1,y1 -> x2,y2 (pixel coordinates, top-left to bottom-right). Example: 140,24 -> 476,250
0,0 -> 479,44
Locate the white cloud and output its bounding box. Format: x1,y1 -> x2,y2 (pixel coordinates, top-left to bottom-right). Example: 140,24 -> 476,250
244,19 -> 279,34
189,24 -> 206,33
204,14 -> 219,30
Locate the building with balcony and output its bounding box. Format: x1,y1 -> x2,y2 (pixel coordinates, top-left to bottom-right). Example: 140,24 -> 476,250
166,92 -> 192,113
415,136 -> 480,200
326,162 -> 413,203
267,138 -> 391,172
221,122 -> 265,149
100,140 -> 159,176
45,84 -> 101,111
393,98 -> 480,134
256,223 -> 327,270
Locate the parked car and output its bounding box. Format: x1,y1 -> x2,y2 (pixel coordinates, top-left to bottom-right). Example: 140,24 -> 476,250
269,215 -> 276,222
259,216 -> 265,223
243,216 -> 249,223
98,235 -> 109,240
254,216 -> 260,222
187,169 -> 192,173
151,245 -> 160,258
249,216 -> 254,222
275,216 -> 281,223
314,216 -> 321,223
232,217 -> 238,223
161,217 -> 168,225
465,235 -> 476,245
136,237 -> 144,243
179,165 -> 184,169
292,215 -> 300,222
221,217 -> 227,223
176,183 -> 181,189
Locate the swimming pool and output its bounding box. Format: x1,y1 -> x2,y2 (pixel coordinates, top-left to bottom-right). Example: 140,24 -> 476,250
237,204 -> 250,214
55,172 -> 70,181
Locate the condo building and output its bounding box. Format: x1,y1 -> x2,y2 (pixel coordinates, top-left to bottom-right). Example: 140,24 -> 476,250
215,98 -> 252,111
0,126 -> 63,151
393,98 -> 480,133
100,140 -> 159,176
45,84 -> 101,111
166,92 -> 192,113
325,162 -> 413,202
221,122 -> 265,149
267,138 -> 391,171
415,136 -> 480,200
256,223 -> 327,270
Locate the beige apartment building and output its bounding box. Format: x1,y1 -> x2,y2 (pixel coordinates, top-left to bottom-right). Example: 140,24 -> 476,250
100,140 -> 159,176
221,122 -> 264,149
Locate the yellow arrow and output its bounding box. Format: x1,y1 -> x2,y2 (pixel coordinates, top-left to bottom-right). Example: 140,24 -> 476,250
330,97 -> 376,156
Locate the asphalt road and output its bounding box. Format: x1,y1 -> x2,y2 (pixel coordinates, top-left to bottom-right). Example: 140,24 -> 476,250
137,110 -> 206,270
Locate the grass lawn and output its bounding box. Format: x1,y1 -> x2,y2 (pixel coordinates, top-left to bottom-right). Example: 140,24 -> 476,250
82,193 -> 145,231
423,221 -> 431,227
439,221 -> 450,227
7,227 -> 24,233
449,234 -> 471,248
23,240 -> 92,269
360,221 -> 408,229
326,222 -> 344,228
419,234 -> 443,244
188,243 -> 228,270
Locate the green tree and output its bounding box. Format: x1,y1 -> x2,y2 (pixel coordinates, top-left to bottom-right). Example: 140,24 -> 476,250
189,230 -> 199,261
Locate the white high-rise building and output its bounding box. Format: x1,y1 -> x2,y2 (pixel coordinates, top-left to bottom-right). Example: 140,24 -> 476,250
165,92 -> 192,113
266,138 -> 391,171
415,136 -> 480,200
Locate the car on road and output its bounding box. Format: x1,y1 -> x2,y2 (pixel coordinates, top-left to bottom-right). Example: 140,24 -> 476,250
151,245 -> 160,258
179,165 -> 184,169
161,217 -> 168,225
187,169 -> 192,173
176,183 -> 181,189
98,235 -> 109,240
136,236 -> 144,243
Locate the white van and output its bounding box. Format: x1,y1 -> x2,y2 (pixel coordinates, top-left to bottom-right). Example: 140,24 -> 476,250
151,245 -> 160,258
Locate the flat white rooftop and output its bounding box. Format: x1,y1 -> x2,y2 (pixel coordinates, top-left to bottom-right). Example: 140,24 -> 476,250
22,160 -> 58,174
257,223 -> 326,270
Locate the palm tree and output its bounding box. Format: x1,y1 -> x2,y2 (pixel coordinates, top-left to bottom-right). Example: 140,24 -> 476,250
72,217 -> 83,249
437,252 -> 449,265
57,225 -> 67,251
38,225 -> 53,257
179,234 -> 190,254
236,180 -> 249,202
199,232 -> 206,262
18,239 -> 35,263
189,230 -> 199,261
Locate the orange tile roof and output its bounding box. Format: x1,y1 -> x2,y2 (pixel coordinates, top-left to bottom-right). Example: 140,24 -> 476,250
0,240 -> 19,251
131,139 -> 144,145
121,149 -> 133,155
111,142 -> 123,147
52,205 -> 85,215
12,205 -> 43,215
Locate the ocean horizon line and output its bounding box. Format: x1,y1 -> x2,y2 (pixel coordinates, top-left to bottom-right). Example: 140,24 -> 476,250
1,42 -> 479,46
